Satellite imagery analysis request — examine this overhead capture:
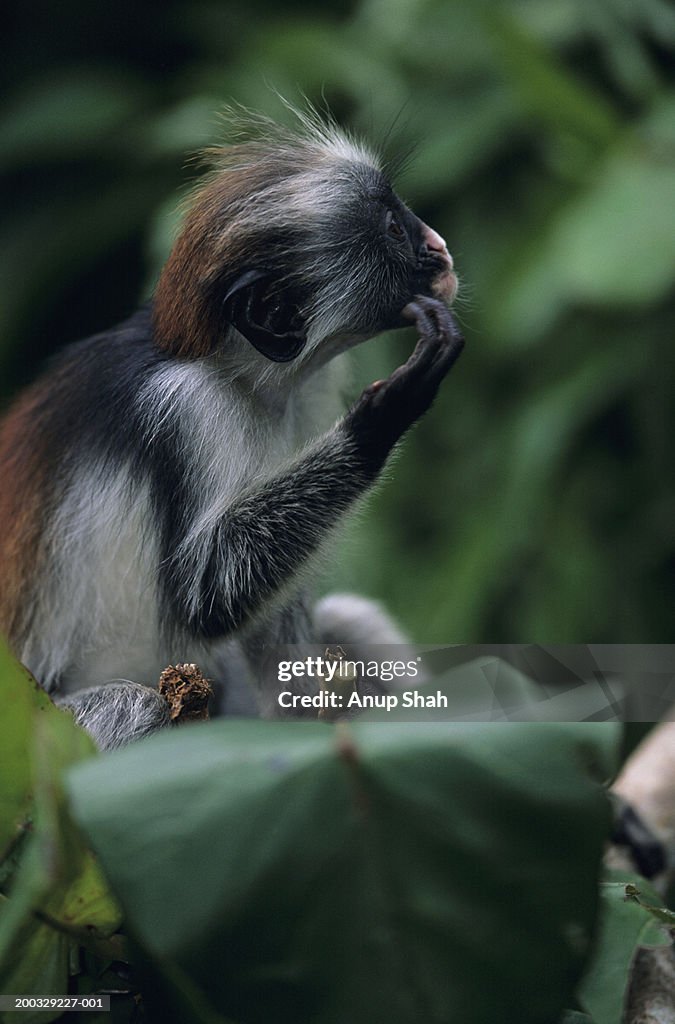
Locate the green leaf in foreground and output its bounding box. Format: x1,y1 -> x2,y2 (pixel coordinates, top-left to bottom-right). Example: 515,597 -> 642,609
577,871 -> 673,1024
0,898 -> 70,1024
0,640 -> 122,999
0,639 -> 53,861
68,720 -> 619,1024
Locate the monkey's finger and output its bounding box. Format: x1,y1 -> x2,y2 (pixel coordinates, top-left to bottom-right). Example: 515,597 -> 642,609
409,300 -> 449,346
374,304 -> 450,397
410,316 -> 464,387
403,300 -> 439,337
435,322 -> 465,362
390,337 -> 438,384
426,328 -> 465,379
431,342 -> 464,383
422,309 -> 462,360
414,296 -> 459,341
401,301 -> 423,323
402,301 -> 446,352
404,294 -> 451,322
412,294 -> 459,330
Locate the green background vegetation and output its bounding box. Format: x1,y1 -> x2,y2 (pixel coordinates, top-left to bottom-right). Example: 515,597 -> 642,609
2,0 -> 674,643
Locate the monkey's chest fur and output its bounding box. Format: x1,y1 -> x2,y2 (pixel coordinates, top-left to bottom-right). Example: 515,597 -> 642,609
10,310 -> 344,696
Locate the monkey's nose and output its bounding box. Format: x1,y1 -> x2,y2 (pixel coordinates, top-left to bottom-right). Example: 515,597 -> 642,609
422,224 -> 453,268
422,224 -> 448,253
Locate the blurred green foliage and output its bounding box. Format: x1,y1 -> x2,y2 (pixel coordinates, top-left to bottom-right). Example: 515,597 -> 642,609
2,0 -> 673,643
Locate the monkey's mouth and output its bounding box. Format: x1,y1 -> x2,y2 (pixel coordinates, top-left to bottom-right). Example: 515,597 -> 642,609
417,251 -> 458,304
384,259 -> 457,332
384,259 -> 457,329
430,267 -> 458,303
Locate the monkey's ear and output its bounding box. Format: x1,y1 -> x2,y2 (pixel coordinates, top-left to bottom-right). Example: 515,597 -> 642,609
222,270 -> 307,362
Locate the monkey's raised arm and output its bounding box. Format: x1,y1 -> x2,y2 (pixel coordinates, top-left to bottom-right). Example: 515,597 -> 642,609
171,299 -> 463,640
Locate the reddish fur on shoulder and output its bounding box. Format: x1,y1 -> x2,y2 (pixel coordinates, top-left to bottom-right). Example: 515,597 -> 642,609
0,384 -> 52,647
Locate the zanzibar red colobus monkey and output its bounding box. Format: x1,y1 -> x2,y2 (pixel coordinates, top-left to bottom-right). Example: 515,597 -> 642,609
0,108 -> 463,750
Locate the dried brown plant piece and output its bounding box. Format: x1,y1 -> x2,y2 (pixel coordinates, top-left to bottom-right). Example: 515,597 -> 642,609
158,663 -> 213,723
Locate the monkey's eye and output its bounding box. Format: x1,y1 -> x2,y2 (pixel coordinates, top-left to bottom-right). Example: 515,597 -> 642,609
385,210 -> 405,241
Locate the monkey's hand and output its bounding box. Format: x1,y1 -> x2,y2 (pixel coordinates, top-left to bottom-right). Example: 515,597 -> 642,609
345,296 -> 464,476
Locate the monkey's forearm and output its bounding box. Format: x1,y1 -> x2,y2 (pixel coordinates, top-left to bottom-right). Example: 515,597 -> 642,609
174,299 -> 463,640
174,429 -> 370,638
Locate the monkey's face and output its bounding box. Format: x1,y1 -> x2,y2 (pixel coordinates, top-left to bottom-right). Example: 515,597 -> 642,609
154,122 -> 458,363
351,175 -> 458,333
297,168 -> 458,351
221,167 -> 457,363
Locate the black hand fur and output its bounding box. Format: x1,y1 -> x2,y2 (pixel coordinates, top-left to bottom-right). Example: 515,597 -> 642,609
344,297 -> 464,477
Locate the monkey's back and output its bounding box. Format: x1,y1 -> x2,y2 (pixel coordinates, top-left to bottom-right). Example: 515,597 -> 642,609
0,309 -> 177,687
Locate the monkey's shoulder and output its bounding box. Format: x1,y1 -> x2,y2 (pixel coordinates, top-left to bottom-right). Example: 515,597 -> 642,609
49,304 -> 165,388
11,306 -> 169,464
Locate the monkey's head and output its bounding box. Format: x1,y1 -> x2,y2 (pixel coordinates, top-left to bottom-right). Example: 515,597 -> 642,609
153,109 -> 457,366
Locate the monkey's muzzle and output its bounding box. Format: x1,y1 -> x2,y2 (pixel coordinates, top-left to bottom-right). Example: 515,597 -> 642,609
419,223 -> 458,304
431,267 -> 458,303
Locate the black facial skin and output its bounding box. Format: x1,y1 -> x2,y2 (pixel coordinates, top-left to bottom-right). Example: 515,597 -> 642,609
378,196 -> 447,330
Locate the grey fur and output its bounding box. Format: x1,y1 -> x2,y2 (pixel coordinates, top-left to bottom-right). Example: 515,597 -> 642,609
57,682 -> 172,751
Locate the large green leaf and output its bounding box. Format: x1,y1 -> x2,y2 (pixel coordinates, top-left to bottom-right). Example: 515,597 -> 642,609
68,720 -> 619,1024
